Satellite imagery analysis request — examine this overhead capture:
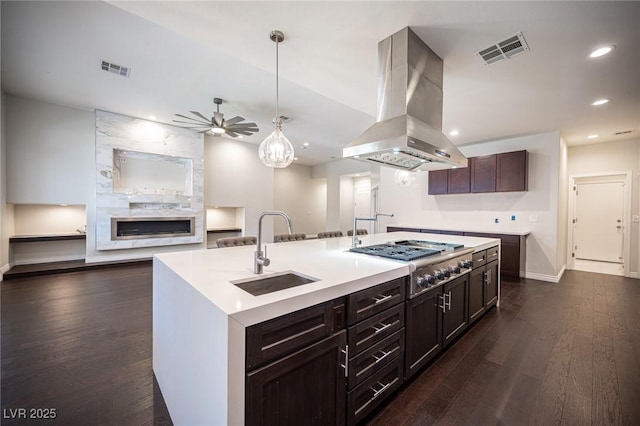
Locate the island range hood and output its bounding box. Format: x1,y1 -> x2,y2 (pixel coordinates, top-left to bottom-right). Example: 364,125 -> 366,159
343,27 -> 467,171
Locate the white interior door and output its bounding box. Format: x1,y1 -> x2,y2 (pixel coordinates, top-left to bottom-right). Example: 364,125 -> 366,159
573,181 -> 624,263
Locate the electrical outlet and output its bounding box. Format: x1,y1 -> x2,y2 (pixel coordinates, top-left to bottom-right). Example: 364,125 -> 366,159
633,215 -> 639,223
529,214 -> 539,223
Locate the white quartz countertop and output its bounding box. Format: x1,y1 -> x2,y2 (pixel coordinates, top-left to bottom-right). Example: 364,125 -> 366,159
154,232 -> 500,326
392,224 -> 531,236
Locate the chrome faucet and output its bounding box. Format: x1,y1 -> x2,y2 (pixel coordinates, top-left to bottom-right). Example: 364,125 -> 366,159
352,212 -> 394,248
254,211 -> 293,274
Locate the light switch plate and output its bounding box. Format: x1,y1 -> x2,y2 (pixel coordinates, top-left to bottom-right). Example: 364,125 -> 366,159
529,214 -> 539,223
633,215 -> 639,223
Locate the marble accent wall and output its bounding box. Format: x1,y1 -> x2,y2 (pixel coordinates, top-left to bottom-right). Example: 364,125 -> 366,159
95,110 -> 204,250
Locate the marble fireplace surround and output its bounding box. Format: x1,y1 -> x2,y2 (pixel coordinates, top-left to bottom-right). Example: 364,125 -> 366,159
95,110 -> 204,251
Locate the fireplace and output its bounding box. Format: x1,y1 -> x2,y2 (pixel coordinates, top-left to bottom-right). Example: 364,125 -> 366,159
111,217 -> 196,240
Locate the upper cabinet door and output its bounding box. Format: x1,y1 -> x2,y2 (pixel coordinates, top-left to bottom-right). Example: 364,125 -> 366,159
470,155 -> 497,193
428,169 -> 449,195
496,150 -> 528,192
447,167 -> 470,194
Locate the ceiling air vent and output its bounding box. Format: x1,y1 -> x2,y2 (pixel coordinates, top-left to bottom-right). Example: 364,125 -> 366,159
477,32 -> 530,65
100,60 -> 131,77
615,130 -> 633,136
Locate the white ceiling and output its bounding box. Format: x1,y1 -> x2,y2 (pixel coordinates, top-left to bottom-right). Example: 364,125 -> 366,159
2,1 -> 639,166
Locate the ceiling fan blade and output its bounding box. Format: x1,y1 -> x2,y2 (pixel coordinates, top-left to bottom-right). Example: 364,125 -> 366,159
190,110 -> 211,122
225,131 -> 240,138
227,124 -> 258,130
173,119 -> 209,126
224,116 -> 245,126
213,112 -> 224,126
233,130 -> 254,136
197,128 -> 214,134
174,114 -> 210,125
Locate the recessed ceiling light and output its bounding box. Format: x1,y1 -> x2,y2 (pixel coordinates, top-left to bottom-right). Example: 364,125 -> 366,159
148,115 -> 157,121
587,134 -> 599,139
353,155 -> 360,159
591,99 -> 610,106
449,129 -> 459,136
589,45 -> 615,58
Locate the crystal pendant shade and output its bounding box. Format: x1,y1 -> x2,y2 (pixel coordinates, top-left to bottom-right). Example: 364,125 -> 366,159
258,127 -> 294,168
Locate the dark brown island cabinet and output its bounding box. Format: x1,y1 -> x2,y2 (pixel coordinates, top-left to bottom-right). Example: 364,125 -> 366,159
405,273 -> 468,379
244,254 -> 501,425
245,298 -> 348,425
428,149 -> 528,195
468,246 -> 499,325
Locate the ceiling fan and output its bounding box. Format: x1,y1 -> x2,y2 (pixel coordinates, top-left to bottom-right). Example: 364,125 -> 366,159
173,97 -> 259,137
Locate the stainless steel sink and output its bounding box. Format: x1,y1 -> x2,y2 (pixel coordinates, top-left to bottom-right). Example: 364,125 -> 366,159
230,271 -> 318,296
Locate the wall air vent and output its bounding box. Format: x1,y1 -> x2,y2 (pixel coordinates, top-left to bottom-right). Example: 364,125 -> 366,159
615,130 -> 633,136
476,32 -> 530,65
101,60 -> 131,77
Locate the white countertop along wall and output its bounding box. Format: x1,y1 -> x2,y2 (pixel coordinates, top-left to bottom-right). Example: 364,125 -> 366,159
153,232 -> 500,425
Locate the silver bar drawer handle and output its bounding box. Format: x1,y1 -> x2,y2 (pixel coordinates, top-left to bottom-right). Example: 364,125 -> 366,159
371,380 -> 393,399
340,345 -> 349,377
373,350 -> 392,364
445,291 -> 452,310
373,322 -> 392,334
373,294 -> 393,304
486,270 -> 491,285
438,295 -> 446,313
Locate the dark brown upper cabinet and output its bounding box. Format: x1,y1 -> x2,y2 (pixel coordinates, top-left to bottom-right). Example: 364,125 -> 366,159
428,150 -> 527,195
447,167 -> 470,193
428,169 -> 448,195
496,150 -> 528,192
470,154 -> 497,193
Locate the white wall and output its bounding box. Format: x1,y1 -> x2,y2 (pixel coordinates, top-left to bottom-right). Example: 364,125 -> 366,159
567,137 -> 640,275
557,137 -> 568,275
12,204 -> 86,234
312,159 -> 377,231
273,164 -> 326,236
1,87 -> 8,275
379,131 -> 563,281
204,136 -> 274,240
5,95 -> 94,204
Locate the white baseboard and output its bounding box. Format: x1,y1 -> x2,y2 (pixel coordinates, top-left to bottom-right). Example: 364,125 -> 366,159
524,265 -> 565,283
627,272 -> 638,279
1,263 -> 11,281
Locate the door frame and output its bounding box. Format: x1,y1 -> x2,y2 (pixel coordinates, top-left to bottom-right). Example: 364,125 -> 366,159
567,171 -> 631,276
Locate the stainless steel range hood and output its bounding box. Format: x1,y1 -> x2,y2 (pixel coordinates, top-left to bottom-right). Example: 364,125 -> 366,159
343,27 -> 467,171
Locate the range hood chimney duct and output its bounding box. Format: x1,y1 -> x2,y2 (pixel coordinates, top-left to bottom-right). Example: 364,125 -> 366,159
343,27 -> 467,171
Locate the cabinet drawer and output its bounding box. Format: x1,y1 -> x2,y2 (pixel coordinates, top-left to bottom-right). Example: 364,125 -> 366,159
348,329 -> 404,390
246,298 -> 345,370
472,250 -> 487,266
486,246 -> 499,263
347,277 -> 405,325
348,303 -> 404,356
347,355 -> 404,425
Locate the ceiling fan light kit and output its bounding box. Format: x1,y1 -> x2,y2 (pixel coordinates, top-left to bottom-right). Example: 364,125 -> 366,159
173,97 -> 259,138
259,30 -> 295,168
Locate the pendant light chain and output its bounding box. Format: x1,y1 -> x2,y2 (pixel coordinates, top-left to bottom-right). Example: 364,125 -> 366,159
275,34 -> 280,129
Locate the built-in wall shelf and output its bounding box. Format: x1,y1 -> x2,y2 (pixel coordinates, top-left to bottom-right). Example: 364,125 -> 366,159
10,233 -> 87,243
207,227 -> 242,234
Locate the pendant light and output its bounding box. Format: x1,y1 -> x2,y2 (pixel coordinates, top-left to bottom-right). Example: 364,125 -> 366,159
259,30 -> 294,168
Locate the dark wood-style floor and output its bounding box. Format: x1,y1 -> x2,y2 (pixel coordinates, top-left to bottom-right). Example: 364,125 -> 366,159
2,266 -> 639,425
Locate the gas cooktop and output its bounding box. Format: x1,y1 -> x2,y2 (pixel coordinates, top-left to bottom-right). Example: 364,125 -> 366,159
349,240 -> 465,262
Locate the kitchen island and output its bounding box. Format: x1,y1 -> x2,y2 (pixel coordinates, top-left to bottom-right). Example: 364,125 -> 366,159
153,231 -> 499,425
